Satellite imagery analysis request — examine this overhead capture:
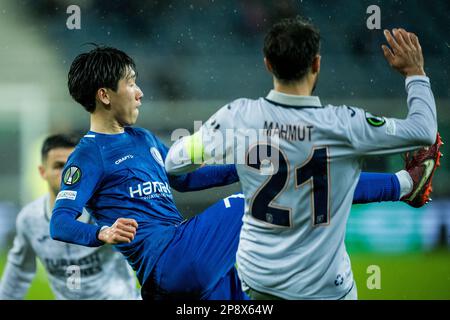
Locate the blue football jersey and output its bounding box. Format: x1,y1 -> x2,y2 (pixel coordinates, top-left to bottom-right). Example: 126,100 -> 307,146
54,127 -> 185,283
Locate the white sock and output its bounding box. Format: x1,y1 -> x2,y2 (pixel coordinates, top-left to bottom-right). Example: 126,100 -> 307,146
395,170 -> 413,199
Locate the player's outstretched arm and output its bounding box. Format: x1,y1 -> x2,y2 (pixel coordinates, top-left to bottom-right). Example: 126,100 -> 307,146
338,28 -> 436,156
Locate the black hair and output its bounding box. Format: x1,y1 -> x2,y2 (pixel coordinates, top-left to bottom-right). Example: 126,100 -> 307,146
68,45 -> 136,113
263,17 -> 320,83
41,134 -> 79,162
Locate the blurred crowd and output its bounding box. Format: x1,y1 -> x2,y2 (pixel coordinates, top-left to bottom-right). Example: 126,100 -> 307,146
20,0 -> 450,100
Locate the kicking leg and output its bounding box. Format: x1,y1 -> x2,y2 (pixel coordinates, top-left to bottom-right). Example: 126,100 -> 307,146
151,193 -> 246,299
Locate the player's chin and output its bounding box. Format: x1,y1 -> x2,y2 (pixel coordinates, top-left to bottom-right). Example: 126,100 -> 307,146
128,110 -> 139,125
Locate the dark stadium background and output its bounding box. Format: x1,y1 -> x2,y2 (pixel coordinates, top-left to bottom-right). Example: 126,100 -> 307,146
0,0 -> 448,299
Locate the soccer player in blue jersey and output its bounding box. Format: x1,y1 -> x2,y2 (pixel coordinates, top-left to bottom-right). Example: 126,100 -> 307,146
50,46 -> 428,300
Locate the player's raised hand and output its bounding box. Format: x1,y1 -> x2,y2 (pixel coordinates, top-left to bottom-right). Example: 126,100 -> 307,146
98,218 -> 138,244
382,28 -> 426,77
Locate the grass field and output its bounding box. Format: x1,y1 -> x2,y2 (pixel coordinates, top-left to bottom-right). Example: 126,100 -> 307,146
1,250 -> 449,300
350,250 -> 450,299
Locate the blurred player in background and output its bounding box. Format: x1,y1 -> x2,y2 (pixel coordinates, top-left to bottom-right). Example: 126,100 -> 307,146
165,17 -> 441,300
0,134 -> 139,300
49,45 -> 437,300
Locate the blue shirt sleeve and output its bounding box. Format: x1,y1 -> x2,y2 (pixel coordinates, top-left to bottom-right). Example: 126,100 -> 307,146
154,133 -> 240,192
50,144 -> 105,247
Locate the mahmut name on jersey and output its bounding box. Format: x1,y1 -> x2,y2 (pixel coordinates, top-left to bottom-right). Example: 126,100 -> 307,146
263,121 -> 314,141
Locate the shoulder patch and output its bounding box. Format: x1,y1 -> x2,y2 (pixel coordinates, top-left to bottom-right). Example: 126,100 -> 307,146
365,112 -> 386,127
56,190 -> 78,201
63,166 -> 82,185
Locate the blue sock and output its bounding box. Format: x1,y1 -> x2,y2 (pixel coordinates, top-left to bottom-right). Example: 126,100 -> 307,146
353,173 -> 400,204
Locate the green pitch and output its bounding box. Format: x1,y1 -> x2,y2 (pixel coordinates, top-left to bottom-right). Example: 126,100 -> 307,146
1,250 -> 449,299
350,249 -> 450,299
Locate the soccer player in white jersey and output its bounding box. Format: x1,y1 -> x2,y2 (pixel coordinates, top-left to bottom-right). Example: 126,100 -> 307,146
0,134 -> 139,300
165,17 -> 441,299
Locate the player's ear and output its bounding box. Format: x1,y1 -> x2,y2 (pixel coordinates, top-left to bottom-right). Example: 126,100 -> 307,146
264,57 -> 273,74
38,164 -> 46,179
96,88 -> 111,106
312,55 -> 321,74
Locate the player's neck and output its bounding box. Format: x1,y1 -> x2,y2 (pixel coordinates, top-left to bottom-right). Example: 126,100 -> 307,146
90,113 -> 125,134
273,77 -> 314,96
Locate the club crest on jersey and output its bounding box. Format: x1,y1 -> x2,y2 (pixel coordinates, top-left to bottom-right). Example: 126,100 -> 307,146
63,166 -> 81,185
150,147 -> 164,167
365,111 -> 386,127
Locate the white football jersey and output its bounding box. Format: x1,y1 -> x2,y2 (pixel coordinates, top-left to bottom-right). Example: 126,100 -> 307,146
0,194 -> 140,300
166,75 -> 437,299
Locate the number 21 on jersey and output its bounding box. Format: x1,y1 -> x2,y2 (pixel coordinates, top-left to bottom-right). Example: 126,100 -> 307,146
245,144 -> 330,228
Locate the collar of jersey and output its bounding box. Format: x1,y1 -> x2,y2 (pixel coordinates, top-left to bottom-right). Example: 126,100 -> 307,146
265,90 -> 322,108
85,129 -> 129,138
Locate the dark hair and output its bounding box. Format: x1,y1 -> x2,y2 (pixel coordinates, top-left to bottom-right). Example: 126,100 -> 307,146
68,46 -> 136,113
263,17 -> 320,82
41,134 -> 79,162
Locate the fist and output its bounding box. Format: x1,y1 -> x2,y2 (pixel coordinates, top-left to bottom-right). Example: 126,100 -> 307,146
382,28 -> 426,77
98,218 -> 138,244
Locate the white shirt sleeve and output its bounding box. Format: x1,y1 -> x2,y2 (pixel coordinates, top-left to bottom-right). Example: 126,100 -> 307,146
338,75 -> 437,155
0,211 -> 37,300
